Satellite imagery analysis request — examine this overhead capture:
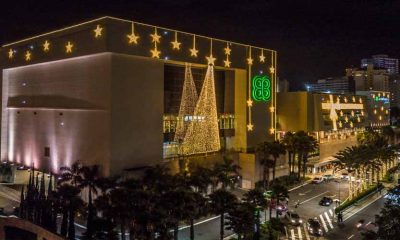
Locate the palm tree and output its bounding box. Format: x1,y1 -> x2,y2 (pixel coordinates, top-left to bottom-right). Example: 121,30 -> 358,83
209,189 -> 238,240
213,157 -> 241,190
256,142 -> 274,190
189,166 -> 213,195
294,131 -> 318,180
79,165 -> 101,238
267,141 -> 286,183
56,184 -> 83,239
226,203 -> 254,240
271,183 -> 288,218
282,131 -> 296,175
243,188 -> 268,240
59,161 -> 83,186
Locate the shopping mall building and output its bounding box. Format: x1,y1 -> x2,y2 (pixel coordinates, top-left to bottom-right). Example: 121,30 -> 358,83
0,16 -> 277,176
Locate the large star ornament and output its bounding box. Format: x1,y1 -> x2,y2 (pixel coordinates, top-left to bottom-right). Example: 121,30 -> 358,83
93,25 -> 103,38
127,33 -> 139,44
190,47 -> 198,57
151,48 -> 161,58
206,54 -> 216,65
171,40 -> 181,50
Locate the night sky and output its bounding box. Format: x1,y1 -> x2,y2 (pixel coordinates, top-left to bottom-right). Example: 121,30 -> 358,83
2,0 -> 400,90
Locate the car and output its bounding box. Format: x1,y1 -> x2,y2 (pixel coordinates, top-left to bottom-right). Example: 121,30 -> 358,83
341,173 -> 350,180
285,211 -> 303,225
322,174 -> 334,181
319,197 -> 333,206
307,218 -> 323,236
312,177 -> 323,184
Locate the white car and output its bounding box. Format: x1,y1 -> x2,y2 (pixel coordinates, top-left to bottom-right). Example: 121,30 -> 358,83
341,173 -> 350,180
312,177 -> 323,184
286,211 -> 303,225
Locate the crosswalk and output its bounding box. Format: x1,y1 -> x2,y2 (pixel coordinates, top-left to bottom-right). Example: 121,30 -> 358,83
286,209 -> 335,240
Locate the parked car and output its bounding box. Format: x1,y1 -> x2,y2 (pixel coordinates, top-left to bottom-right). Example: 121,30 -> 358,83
322,174 -> 334,181
319,197 -> 333,206
307,218 -> 323,236
285,211 -> 303,225
312,177 -> 324,184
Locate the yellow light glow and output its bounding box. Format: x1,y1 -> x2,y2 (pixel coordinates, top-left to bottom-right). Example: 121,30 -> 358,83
150,47 -> 161,58
247,124 -> 254,131
338,121 -> 343,128
357,116 -> 361,122
386,110 -> 389,114
127,23 -> 139,44
344,97 -> 348,103
374,109 -> 377,114
359,98 -> 362,103
259,50 -> 265,63
224,58 -> 231,67
361,110 -> 364,116
350,122 -> 353,128
171,31 -> 181,50
190,35 -> 198,57
150,28 -> 161,43
8,49 -> 14,59
224,44 -> 231,55
381,106 -> 384,111
352,96 -> 356,102
379,115 -> 382,120
25,51 -> 31,61
65,41 -> 73,53
43,40 -> 50,51
247,57 -> 253,65
340,110 -> 344,116
351,110 -> 355,117
378,93 -> 381,97
93,24 -> 103,38
269,128 -> 275,134
269,106 -> 275,112
269,66 -> 275,74
206,54 -> 216,65
247,99 -> 253,107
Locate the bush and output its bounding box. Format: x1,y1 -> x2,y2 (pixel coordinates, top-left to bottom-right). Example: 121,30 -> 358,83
335,185 -> 380,214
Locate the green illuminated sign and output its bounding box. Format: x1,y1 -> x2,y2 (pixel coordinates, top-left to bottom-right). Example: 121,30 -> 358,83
252,75 -> 271,102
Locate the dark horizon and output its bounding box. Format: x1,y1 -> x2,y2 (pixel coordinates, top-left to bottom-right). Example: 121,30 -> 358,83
2,0 -> 399,90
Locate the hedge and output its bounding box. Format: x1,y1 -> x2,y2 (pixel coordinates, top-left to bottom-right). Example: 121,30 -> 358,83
335,184 -> 380,214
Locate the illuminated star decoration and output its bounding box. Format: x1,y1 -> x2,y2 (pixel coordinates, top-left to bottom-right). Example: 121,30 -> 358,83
43,40 -> 50,52
171,31 -> 181,50
8,49 -> 14,59
93,24 -> 103,38
150,28 -> 161,43
247,99 -> 253,107
269,66 -> 275,74
25,51 -> 31,61
206,40 -> 216,65
269,128 -> 275,134
247,123 -> 254,131
65,41 -> 73,53
224,42 -> 231,67
247,47 -> 253,65
150,28 -> 161,58
259,49 -> 265,63
189,35 -> 198,57
127,23 -> 140,44
269,106 -> 275,112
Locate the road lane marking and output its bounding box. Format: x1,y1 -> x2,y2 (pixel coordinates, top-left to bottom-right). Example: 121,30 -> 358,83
324,212 -> 334,229
319,214 -> 329,232
300,191 -> 329,204
178,215 -> 220,230
366,221 -> 371,226
329,209 -> 333,216
303,224 -> 311,240
343,194 -> 384,222
297,226 -> 302,239
284,226 -> 289,239
347,234 -> 354,239
291,229 -> 295,240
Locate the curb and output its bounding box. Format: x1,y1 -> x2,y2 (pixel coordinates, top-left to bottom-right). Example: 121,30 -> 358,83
288,180 -> 311,192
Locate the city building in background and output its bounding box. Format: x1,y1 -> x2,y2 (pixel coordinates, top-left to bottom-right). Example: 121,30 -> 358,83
277,78 -> 289,92
0,16 -> 278,178
356,91 -> 391,128
389,74 -> 400,109
346,64 -> 389,92
306,76 -> 355,94
361,54 -> 399,75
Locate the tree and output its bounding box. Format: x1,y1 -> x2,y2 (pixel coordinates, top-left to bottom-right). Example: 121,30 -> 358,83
209,189 -> 238,240
226,203 -> 255,240
213,157 -> 241,190
294,131 -> 318,179
282,132 -> 296,175
271,183 -> 288,218
256,143 -> 274,190
79,165 -> 101,238
243,188 -> 268,240
370,188 -> 400,239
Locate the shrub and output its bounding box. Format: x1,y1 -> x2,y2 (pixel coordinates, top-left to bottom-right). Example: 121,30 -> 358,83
335,185 -> 380,214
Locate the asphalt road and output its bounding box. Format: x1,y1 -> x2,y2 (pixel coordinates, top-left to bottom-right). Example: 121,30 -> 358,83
325,197 -> 384,240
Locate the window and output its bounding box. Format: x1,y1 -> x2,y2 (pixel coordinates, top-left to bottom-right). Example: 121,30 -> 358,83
44,147 -> 50,157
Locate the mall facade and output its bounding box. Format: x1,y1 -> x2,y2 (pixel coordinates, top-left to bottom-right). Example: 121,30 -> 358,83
0,16 -> 277,176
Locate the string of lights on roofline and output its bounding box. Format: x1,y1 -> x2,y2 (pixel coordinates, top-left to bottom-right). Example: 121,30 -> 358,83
4,17 -> 277,136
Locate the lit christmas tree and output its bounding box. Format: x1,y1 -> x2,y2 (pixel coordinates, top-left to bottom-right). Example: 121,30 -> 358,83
174,63 -> 198,143
184,65 -> 220,154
